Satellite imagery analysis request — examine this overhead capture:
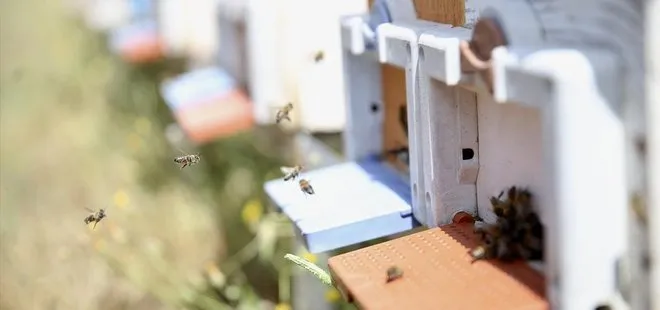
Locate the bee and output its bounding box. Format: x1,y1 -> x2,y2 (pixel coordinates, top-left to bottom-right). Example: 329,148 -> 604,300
299,179 -> 315,196
386,266 -> 403,283
280,165 -> 304,181
83,207 -> 107,230
469,245 -> 489,261
313,51 -> 324,63
174,147 -> 201,169
275,103 -> 294,124
630,193 -> 647,224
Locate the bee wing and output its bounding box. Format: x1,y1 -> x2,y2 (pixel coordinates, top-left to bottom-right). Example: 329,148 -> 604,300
84,207 -> 95,212
280,166 -> 295,175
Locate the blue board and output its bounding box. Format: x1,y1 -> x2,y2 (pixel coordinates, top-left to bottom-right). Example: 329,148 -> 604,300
264,157 -> 418,253
130,0 -> 155,19
160,67 -> 238,111
108,19 -> 157,54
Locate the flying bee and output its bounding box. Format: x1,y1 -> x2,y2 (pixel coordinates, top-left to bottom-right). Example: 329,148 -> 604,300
173,147 -> 201,169
299,179 -> 315,196
275,103 -> 294,124
84,207 -> 107,230
313,51 -> 324,63
386,266 -> 403,283
281,165 -> 304,181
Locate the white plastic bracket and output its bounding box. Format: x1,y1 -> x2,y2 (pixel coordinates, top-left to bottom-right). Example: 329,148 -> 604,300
492,46 -> 626,310
341,15 -> 374,56
418,27 -> 472,85
341,14 -> 384,161
340,0 -> 416,161
376,20 -> 450,226
417,26 -> 480,227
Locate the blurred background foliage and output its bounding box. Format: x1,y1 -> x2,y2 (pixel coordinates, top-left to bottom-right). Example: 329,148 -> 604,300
0,0 -> 354,309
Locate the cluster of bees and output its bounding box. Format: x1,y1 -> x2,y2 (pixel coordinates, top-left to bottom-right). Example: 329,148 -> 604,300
82,103 -> 313,229
469,186 -> 545,262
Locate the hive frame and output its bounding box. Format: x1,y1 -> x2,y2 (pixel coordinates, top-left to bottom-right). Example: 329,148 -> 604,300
376,20 -> 448,225
340,14 -> 384,161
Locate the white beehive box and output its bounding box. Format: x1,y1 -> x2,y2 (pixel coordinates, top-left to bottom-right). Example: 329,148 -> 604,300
157,0 -> 220,66
216,0 -> 249,87
645,0 -> 659,308
404,1 -> 642,309
247,0 -> 367,131
82,0 -> 131,32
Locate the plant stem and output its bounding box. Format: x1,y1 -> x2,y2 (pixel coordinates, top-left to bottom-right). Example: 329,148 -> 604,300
283,253 -> 333,287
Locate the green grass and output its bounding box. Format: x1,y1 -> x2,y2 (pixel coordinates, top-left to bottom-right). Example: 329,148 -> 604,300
0,0 -> 292,309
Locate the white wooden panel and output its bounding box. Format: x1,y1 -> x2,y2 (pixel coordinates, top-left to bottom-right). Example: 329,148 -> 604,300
157,0 -> 220,66
493,46 -> 626,310
158,0 -> 189,58
247,0 -> 367,130
283,0 -> 368,132
475,93 -> 544,224
83,0 -> 131,32
246,0 -> 284,125
647,0 -> 660,308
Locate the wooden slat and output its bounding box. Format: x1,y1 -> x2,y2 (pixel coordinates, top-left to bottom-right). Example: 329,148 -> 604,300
381,64 -> 409,172
367,0 -> 466,25
413,0 -> 465,26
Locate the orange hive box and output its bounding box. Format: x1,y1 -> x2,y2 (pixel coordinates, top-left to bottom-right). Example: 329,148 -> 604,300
119,34 -> 163,64
328,223 -> 548,310
173,89 -> 254,144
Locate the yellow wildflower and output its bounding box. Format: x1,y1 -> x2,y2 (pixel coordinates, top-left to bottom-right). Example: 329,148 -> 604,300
205,261 -> 226,288
241,199 -> 263,226
301,251 -> 317,264
324,287 -> 342,303
113,190 -> 129,209
274,303 -> 291,310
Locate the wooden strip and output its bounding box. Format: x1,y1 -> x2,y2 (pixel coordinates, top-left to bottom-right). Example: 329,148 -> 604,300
381,64 -> 409,172
413,0 -> 466,26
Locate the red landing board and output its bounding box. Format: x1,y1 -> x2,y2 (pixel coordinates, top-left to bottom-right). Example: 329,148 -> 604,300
328,223 -> 548,310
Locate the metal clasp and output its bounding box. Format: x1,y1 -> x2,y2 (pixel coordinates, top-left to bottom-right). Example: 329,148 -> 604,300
459,17 -> 507,92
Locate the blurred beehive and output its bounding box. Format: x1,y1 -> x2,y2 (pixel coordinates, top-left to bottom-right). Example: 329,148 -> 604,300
247,0 -> 367,132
